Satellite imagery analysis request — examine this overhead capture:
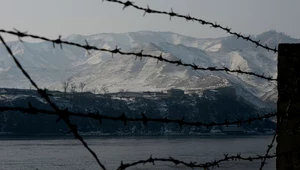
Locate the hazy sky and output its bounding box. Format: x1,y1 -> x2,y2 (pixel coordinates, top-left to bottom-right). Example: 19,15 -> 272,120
1,0 -> 300,41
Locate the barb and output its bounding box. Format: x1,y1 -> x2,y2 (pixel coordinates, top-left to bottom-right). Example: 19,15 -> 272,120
0,106 -> 277,128
259,131 -> 277,170
0,35 -> 107,170
103,0 -> 278,53
0,29 -> 277,81
117,153 -> 276,170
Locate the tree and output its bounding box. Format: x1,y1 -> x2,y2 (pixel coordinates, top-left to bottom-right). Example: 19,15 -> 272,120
91,88 -> 98,94
62,80 -> 69,97
79,82 -> 86,92
101,85 -> 109,94
71,83 -> 77,93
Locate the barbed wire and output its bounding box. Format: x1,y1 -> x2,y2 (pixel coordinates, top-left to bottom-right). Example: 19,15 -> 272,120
259,132 -> 277,170
0,35 -> 107,170
259,77 -> 300,169
118,147 -> 300,170
0,102 -> 280,169
0,106 -> 276,128
0,1 -> 290,169
259,80 -> 300,169
0,29 -> 277,81
103,0 -> 278,53
117,153 -> 276,170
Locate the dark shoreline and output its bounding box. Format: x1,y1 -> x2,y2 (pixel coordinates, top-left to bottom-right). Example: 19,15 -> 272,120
0,132 -> 274,140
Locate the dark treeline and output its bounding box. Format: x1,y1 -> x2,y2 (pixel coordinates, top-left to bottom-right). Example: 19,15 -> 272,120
0,87 -> 275,135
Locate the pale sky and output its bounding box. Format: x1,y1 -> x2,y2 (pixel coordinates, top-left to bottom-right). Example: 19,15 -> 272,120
1,0 -> 300,41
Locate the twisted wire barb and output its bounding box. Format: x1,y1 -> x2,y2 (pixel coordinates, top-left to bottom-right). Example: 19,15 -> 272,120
117,154 -> 276,170
0,35 -> 107,170
0,29 -> 277,81
103,0 -> 278,53
0,106 -> 276,128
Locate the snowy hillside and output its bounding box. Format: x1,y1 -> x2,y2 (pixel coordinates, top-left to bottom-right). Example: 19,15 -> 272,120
0,30 -> 298,106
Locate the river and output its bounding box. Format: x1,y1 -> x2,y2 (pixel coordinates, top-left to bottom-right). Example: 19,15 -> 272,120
0,136 -> 276,170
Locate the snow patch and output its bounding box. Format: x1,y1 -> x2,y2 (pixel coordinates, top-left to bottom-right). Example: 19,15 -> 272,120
206,43 -> 222,52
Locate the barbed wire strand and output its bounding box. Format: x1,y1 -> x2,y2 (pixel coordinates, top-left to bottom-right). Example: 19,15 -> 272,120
103,0 -> 278,53
117,154 -> 276,170
0,35 -> 107,170
259,131 -> 277,170
0,106 -> 276,128
260,77 -> 300,169
0,1 -> 287,169
118,147 -> 300,170
0,29 -> 277,81
259,78 -> 300,169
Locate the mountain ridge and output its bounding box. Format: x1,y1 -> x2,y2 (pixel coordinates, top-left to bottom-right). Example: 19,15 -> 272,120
1,30 -> 298,108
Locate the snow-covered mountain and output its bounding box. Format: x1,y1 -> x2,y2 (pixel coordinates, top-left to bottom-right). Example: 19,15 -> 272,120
0,30 -> 297,107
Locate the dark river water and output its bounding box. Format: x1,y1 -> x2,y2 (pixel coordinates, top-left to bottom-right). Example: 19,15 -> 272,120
0,136 -> 276,170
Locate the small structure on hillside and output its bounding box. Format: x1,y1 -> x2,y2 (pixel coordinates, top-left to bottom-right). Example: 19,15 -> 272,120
142,91 -> 168,98
166,88 -> 184,97
110,91 -> 144,98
